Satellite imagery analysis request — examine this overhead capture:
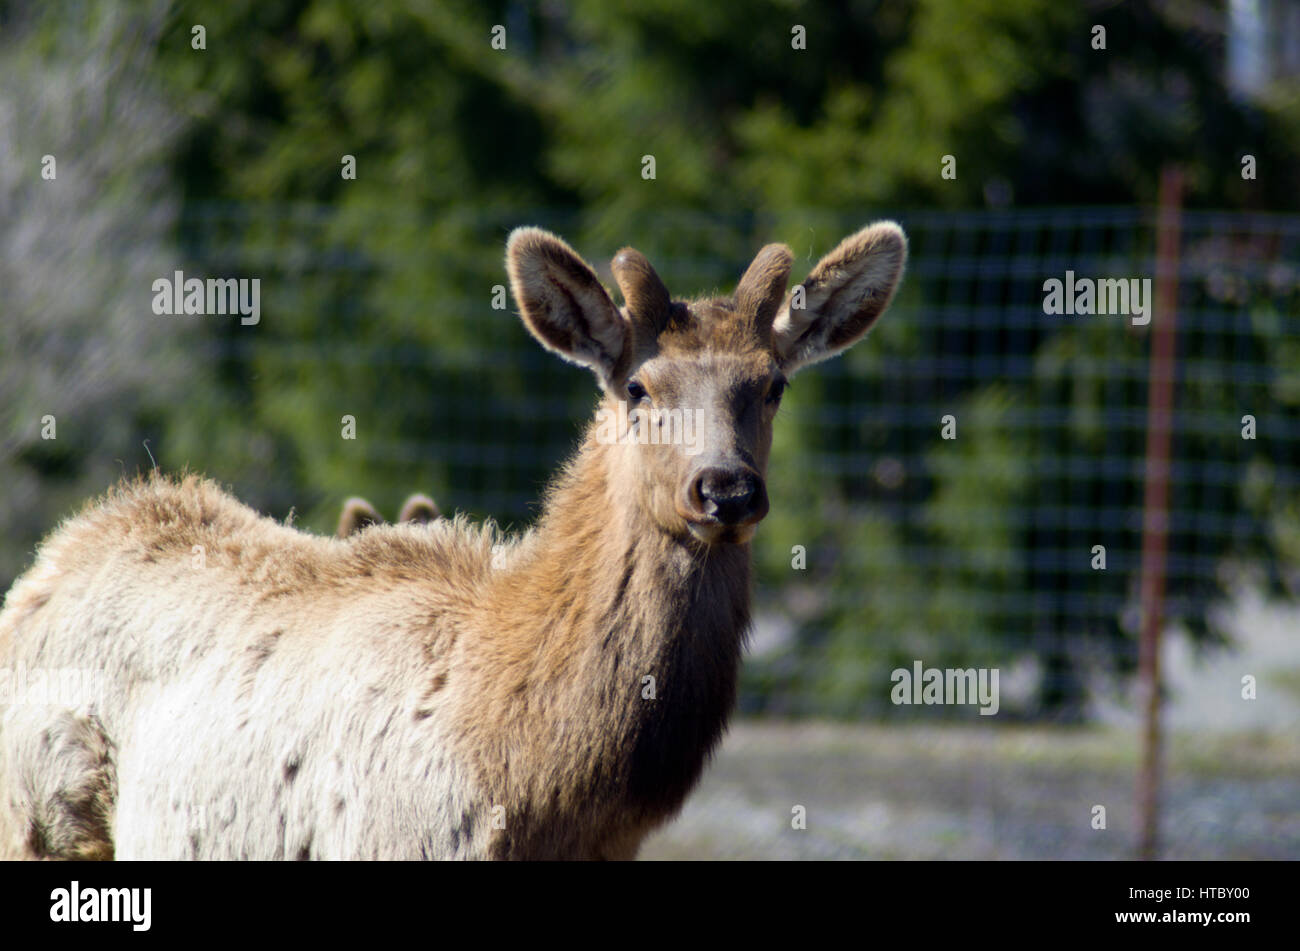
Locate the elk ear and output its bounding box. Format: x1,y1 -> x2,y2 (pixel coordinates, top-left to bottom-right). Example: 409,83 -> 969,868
338,497 -> 383,538
398,493 -> 440,524
507,227 -> 629,384
772,222 -> 907,373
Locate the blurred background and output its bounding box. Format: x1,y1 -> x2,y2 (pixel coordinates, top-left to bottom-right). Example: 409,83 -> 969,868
1,0 -> 1297,858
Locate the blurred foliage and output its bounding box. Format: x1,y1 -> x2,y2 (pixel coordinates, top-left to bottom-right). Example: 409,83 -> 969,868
0,0 -> 192,592
2,0 -> 1298,717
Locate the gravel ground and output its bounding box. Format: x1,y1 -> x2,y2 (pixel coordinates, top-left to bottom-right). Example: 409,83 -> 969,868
638,721 -> 1300,860
642,594 -> 1300,860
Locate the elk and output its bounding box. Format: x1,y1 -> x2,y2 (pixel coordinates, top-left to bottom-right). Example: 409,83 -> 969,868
0,222 -> 906,860
337,493 -> 441,538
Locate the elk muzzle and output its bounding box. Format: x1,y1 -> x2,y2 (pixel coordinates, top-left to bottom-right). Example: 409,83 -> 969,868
680,465 -> 769,542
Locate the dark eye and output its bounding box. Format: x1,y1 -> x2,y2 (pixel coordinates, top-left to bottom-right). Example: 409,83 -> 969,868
626,380 -> 648,402
767,378 -> 787,404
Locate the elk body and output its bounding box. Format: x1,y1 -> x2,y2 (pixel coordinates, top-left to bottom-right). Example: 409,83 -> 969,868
0,223 -> 906,860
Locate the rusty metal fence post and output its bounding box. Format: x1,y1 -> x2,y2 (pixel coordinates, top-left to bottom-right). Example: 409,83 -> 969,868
1136,165 -> 1184,860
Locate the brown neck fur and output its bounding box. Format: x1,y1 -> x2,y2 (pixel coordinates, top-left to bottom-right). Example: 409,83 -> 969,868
458,417 -> 751,857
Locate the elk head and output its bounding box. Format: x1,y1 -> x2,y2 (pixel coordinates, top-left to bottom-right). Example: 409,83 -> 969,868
507,222 -> 907,545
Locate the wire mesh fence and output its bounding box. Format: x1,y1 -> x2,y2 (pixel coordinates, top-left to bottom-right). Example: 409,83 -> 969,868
5,202 -> 1296,727
155,202 -> 1300,725
4,201 -> 1297,858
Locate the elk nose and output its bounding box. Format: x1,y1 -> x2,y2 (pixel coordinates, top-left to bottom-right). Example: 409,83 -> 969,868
691,467 -> 769,526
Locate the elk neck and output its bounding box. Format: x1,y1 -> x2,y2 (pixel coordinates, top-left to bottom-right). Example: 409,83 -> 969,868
476,417 -> 753,817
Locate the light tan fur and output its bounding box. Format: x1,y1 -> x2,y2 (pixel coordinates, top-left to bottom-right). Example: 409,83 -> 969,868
0,222 -> 906,860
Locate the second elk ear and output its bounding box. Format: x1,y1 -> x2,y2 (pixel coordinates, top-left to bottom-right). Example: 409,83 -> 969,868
338,497 -> 384,538
772,221 -> 907,373
398,494 -> 441,525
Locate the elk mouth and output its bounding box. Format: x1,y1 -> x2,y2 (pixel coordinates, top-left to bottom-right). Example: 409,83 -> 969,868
686,520 -> 759,545
677,501 -> 766,545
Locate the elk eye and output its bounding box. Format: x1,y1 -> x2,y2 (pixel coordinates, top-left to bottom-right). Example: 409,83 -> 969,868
767,378 -> 787,404
626,380 -> 648,402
